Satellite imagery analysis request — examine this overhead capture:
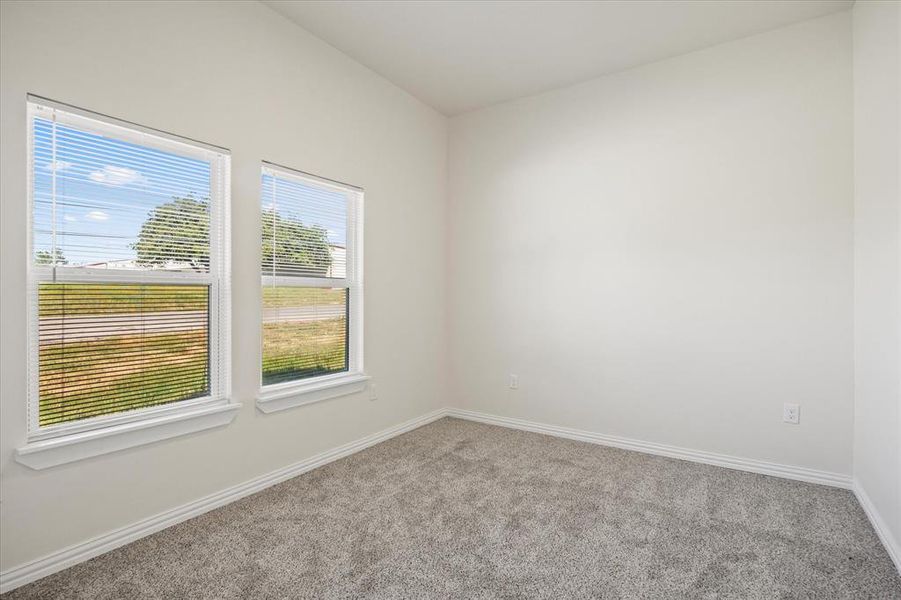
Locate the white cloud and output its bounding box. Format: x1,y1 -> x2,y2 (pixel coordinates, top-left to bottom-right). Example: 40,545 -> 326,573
88,165 -> 147,187
44,160 -> 73,172
85,210 -> 109,221
63,215 -> 78,222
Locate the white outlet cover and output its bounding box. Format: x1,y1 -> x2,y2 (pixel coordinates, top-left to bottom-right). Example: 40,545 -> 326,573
783,403 -> 800,424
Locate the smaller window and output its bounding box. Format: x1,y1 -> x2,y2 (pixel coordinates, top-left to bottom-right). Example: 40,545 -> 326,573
258,163 -> 365,409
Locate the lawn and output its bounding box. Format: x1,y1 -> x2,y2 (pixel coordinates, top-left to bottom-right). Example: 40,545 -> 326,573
261,317 -> 347,385
39,330 -> 210,426
39,283 -> 208,316
261,286 -> 348,385
40,283 -> 346,316
38,284 -> 348,425
262,286 -> 346,307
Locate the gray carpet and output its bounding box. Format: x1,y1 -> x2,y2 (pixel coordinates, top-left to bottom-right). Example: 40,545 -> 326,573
4,417 -> 900,599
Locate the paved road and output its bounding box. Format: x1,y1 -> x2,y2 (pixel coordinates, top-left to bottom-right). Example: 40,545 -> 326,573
39,305 -> 345,344
261,305 -> 345,322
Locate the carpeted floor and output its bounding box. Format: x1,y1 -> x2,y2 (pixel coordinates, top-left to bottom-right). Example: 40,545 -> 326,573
4,417 -> 900,599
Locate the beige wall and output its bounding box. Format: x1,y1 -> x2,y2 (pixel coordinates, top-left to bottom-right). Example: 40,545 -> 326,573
448,13 -> 854,474
852,0 -> 901,562
0,0 -> 448,570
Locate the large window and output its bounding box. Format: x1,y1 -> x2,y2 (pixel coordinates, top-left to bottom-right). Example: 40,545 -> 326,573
259,163 -> 364,406
27,98 -> 230,437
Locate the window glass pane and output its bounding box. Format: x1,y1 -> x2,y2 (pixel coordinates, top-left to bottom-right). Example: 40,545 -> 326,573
261,173 -> 347,278
28,101 -> 228,432
261,287 -> 348,385
38,283 -> 210,426
32,116 -> 212,272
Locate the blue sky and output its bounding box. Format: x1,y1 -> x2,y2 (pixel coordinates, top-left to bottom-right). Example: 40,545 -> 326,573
33,116 -> 347,268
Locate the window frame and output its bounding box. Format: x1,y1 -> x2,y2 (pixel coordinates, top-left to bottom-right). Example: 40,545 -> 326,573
20,96 -> 237,457
256,162 -> 367,413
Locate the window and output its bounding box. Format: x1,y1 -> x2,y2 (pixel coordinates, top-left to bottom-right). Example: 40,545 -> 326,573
257,163 -> 365,412
24,97 -> 232,451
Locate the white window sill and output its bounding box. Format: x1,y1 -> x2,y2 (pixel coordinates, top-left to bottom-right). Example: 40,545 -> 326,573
15,402 -> 241,470
256,373 -> 370,414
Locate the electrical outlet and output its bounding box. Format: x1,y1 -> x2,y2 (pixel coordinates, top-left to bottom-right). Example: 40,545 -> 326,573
509,374 -> 518,390
783,403 -> 800,424
369,384 -> 378,401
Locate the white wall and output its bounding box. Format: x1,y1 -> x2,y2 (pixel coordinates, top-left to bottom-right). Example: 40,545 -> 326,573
0,1 -> 447,571
852,0 -> 901,563
448,13 -> 854,475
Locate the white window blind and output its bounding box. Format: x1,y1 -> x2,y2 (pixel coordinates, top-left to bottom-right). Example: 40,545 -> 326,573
27,97 -> 230,436
260,163 -> 363,388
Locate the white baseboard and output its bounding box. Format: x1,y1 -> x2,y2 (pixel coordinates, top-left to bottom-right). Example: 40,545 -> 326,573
0,408 -> 449,594
446,408 -> 853,489
853,480 -> 901,574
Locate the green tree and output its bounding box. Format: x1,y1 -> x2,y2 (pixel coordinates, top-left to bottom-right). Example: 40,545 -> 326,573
261,209 -> 332,276
132,196 -> 332,276
132,196 -> 209,271
35,248 -> 67,265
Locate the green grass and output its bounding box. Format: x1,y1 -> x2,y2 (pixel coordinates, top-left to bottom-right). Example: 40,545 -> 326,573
262,286 -> 346,308
37,283 -> 347,425
39,283 -> 207,317
261,286 -> 348,385
261,317 -> 347,385
40,284 -> 345,316
39,331 -> 209,426
39,318 -> 347,425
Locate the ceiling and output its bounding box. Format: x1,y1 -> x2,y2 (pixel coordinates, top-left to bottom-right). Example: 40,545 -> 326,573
263,0 -> 854,116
